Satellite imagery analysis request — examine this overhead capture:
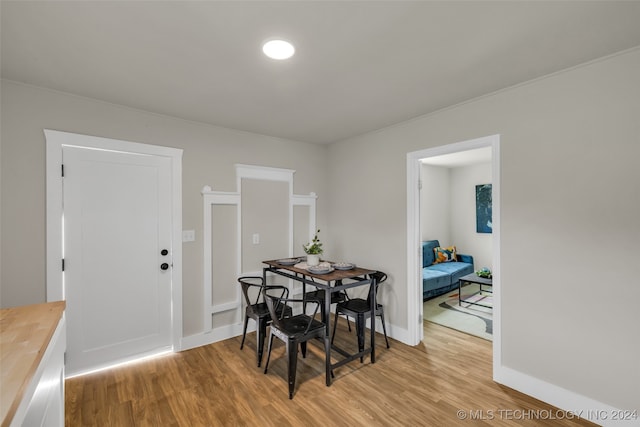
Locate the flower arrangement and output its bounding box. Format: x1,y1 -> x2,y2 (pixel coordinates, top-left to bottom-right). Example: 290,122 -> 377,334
303,229 -> 323,255
475,267 -> 492,279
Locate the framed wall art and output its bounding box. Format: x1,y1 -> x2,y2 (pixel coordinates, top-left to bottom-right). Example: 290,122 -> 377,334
476,183 -> 492,234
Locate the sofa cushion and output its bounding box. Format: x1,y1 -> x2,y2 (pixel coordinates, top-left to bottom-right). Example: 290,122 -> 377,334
428,261 -> 474,282
428,261 -> 469,275
433,246 -> 457,263
449,263 -> 475,284
422,240 -> 439,267
422,268 -> 450,291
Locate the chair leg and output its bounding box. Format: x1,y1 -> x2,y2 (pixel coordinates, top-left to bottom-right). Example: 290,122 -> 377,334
301,341 -> 307,358
379,311 -> 390,349
287,340 -> 298,399
264,333 -> 275,374
356,313 -> 365,363
256,318 -> 267,367
338,313 -> 352,333
240,314 -> 249,349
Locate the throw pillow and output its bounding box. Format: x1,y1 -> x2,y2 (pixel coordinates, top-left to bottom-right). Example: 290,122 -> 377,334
433,246 -> 457,264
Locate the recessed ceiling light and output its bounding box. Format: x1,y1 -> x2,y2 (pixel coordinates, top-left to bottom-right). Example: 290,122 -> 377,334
262,39 -> 295,60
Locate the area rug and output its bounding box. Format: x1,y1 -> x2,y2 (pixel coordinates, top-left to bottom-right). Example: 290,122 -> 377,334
423,284 -> 493,341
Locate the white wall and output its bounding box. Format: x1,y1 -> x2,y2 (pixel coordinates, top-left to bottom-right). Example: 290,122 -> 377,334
327,49 -> 640,413
450,162 -> 492,270
420,164 -> 450,243
0,80 -> 328,338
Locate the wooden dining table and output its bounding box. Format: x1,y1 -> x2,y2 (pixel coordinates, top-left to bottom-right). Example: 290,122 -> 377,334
262,259 -> 378,386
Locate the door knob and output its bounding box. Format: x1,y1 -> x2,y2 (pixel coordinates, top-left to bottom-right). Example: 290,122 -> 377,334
160,263 -> 170,271
161,249 -> 169,256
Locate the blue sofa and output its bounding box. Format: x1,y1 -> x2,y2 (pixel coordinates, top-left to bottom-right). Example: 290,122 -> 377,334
422,240 -> 474,300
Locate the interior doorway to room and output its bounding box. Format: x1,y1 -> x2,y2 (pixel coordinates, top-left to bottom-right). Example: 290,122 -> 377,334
406,134 -> 500,371
420,147 -> 494,341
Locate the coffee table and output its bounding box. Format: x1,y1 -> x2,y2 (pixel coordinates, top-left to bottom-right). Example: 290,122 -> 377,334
458,273 -> 492,309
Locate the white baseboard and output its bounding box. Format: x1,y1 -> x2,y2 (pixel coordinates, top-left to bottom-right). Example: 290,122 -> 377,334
180,323 -> 247,351
495,366 -> 639,427
374,318 -> 409,344
180,317 -> 407,352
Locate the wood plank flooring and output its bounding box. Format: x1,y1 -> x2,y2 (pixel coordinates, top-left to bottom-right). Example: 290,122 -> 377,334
65,321 -> 596,426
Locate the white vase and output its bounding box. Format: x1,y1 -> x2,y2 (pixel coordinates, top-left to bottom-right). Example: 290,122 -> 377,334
307,254 -> 320,266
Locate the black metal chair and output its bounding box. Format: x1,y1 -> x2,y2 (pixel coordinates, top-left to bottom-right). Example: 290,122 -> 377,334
238,276 -> 292,367
304,281 -> 350,330
331,271 -> 390,360
263,289 -> 328,399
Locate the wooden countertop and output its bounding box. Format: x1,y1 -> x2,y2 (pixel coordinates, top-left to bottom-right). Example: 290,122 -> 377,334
0,301 -> 65,427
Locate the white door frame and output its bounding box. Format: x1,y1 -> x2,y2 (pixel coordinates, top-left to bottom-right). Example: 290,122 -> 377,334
406,134 -> 501,376
45,129 -> 184,351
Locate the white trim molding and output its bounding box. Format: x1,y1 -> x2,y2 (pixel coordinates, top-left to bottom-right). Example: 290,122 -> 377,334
236,164 -> 296,256
201,164 -> 317,338
200,186 -> 242,332
292,192 -> 318,245
235,163 -> 295,183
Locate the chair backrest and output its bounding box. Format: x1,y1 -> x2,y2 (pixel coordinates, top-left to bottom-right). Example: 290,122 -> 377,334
262,287 -> 293,330
263,293 -> 286,330
366,271 -> 388,305
237,276 -> 265,307
264,289 -> 320,335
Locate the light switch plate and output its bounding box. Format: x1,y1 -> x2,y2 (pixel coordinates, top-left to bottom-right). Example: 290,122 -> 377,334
182,230 -> 195,242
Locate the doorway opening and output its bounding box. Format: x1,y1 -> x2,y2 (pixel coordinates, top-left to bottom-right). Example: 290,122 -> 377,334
406,134 -> 501,376
421,147 -> 493,340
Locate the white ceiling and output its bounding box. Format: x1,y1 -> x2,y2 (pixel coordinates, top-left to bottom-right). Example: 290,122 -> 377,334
2,1 -> 640,144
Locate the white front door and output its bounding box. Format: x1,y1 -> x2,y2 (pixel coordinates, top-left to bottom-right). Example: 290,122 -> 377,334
62,145 -> 174,375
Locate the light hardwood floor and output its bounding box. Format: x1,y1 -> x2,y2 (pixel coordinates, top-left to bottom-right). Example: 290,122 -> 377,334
65,321 -> 595,426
